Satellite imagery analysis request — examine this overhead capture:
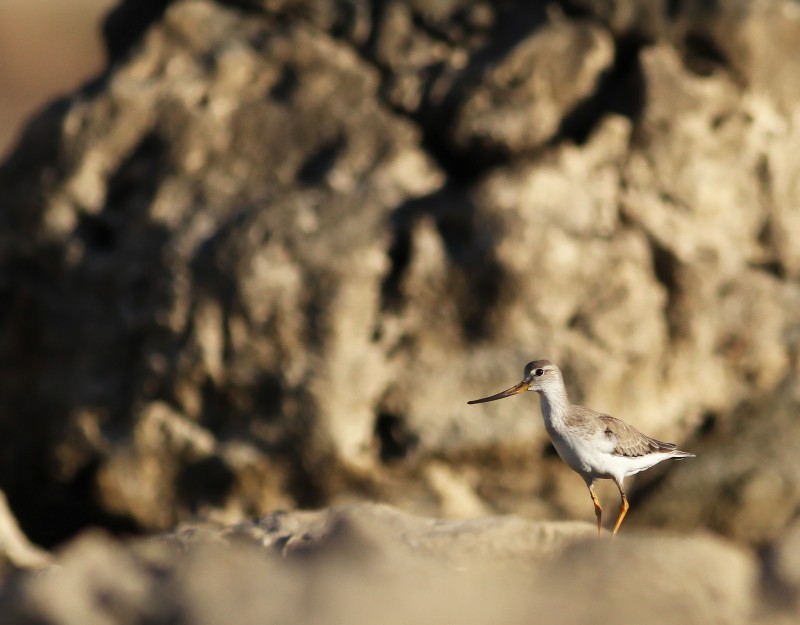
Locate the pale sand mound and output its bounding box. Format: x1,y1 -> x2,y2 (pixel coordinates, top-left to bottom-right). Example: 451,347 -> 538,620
2,503 -> 790,625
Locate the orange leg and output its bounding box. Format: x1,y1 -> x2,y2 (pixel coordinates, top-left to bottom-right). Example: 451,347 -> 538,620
588,483 -> 603,536
611,483 -> 629,536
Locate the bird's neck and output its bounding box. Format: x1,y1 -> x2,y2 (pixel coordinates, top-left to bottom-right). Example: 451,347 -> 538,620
538,386 -> 571,432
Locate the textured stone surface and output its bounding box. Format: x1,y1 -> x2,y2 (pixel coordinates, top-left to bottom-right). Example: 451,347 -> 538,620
634,378 -> 800,544
449,18 -> 615,156
768,517 -> 800,612
1,0 -> 800,553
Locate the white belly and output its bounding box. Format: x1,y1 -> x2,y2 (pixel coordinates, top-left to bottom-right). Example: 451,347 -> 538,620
549,430 -> 610,476
548,428 -> 670,483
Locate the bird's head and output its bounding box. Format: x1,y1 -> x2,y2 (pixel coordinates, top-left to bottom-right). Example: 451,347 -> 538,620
467,359 -> 560,404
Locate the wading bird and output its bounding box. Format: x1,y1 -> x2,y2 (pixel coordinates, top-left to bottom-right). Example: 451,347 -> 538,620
468,360 -> 695,535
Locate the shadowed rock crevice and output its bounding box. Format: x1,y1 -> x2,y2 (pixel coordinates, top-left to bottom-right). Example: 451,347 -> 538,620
680,30 -> 732,77
697,411 -> 718,437
0,215 -> 177,548
176,456 -> 237,510
374,411 -> 418,465
6,456 -> 143,549
379,224 -> 412,314
296,135 -> 348,186
750,156 -> 788,280
104,132 -> 168,216
378,187 -> 507,343
268,64 -> 299,102
75,214 -> 117,254
555,32 -> 646,145
356,1 -> 554,176
0,97 -> 72,233
645,233 -> 686,343
103,0 -> 172,62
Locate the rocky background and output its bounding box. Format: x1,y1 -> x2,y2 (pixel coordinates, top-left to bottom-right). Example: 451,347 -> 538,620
1,0 -> 800,623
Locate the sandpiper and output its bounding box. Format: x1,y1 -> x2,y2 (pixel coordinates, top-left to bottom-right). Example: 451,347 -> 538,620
468,359 -> 694,535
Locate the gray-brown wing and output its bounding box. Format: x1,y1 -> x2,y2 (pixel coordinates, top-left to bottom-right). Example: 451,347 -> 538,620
598,415 -> 677,458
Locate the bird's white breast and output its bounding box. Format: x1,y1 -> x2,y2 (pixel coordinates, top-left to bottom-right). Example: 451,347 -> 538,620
548,427 -> 615,476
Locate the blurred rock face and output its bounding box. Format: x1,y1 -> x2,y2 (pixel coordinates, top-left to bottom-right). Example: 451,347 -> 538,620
1,0 -> 800,548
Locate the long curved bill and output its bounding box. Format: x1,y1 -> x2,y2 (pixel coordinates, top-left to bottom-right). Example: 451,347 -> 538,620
467,380 -> 529,404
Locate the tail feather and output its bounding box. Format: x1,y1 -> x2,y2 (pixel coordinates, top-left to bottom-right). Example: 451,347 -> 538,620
650,438 -> 695,458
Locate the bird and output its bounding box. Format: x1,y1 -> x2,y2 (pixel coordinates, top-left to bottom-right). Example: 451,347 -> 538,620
468,359 -> 695,535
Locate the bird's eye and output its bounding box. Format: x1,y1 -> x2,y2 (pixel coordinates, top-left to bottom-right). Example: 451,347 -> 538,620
534,368 -> 544,377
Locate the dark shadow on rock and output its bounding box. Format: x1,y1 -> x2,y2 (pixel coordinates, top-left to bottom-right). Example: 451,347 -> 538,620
103,0 -> 173,63
0,126 -> 179,545
0,98 -> 72,231
176,456 -> 237,511
105,132 -> 168,217
369,1 -> 552,176
380,184 -> 507,342
268,64 -> 299,103
4,456 -> 142,549
296,135 -> 347,186
555,32 -> 647,145
374,411 -> 419,465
